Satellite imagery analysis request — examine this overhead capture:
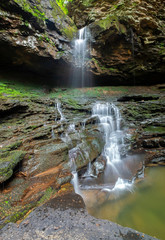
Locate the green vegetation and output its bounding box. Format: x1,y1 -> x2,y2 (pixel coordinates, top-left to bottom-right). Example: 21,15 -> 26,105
37,187 -> 56,205
48,86 -> 129,99
0,150 -> 26,183
92,58 -> 119,73
96,14 -> 126,34
62,26 -> 77,40
0,186 -> 56,229
14,0 -> 47,22
4,206 -> 33,224
0,141 -> 22,152
144,126 -> 165,133
55,0 -> 73,15
57,50 -> 65,58
82,0 -> 95,7
0,80 -> 44,99
0,200 -> 35,229
24,20 -> 29,27
157,42 -> 165,55
63,98 -> 81,109
38,33 -> 53,44
125,101 -> 165,121
97,15 -> 117,30
49,0 -> 77,40
0,78 -> 130,102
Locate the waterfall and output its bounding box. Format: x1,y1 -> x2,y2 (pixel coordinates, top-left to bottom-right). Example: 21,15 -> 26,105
72,171 -> 80,195
72,27 -> 91,87
92,102 -> 133,192
92,103 -> 122,164
74,27 -> 87,69
69,147 -> 81,195
56,101 -> 65,121
51,126 -> 55,139
70,102 -> 134,195
68,123 -> 76,132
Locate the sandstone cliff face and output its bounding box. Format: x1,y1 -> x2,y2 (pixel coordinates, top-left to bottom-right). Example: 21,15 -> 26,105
69,0 -> 165,85
0,0 -> 77,80
0,0 -> 165,85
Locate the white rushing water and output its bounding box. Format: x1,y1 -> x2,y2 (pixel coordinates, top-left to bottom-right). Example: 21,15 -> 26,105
69,102 -> 134,194
92,102 -> 133,192
51,126 -> 55,139
73,27 -> 91,87
69,147 -> 81,195
92,103 -> 122,163
74,27 -> 87,68
56,101 -> 65,121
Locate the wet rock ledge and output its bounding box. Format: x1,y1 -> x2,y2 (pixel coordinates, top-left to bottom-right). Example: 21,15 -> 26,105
0,192 -> 158,240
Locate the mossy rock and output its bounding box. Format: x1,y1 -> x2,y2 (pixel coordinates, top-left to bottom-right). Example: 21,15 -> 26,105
143,126 -> 165,134
90,14 -> 127,39
0,150 -> 26,183
0,141 -> 22,158
49,0 -> 77,40
63,98 -> 81,109
1,141 -> 22,152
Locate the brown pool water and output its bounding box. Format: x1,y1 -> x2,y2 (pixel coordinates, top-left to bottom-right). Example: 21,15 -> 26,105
83,167 -> 165,240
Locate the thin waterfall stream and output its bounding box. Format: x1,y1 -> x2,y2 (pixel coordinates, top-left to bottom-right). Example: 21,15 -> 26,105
72,27 -> 91,87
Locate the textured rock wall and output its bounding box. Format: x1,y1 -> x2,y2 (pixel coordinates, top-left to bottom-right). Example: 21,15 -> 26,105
69,0 -> 165,85
0,0 -> 165,85
0,0 -> 77,81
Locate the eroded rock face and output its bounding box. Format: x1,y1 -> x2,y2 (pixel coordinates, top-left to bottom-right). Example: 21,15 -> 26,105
0,0 -> 164,85
118,93 -> 165,165
0,85 -> 164,230
0,95 -> 104,221
0,0 -> 77,80
69,0 -> 165,85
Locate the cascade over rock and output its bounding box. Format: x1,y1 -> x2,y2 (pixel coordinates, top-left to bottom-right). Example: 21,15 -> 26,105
0,84 -> 164,237
0,0 -> 164,85
69,0 -> 165,85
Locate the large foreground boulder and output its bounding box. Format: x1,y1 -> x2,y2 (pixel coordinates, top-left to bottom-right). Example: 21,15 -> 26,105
0,192 -> 158,240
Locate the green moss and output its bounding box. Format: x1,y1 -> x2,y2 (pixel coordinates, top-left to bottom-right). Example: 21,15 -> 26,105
0,203 -> 36,229
0,150 -> 26,183
57,50 -> 65,58
97,16 -> 116,30
125,101 -> 165,121
92,58 -> 119,73
31,125 -> 38,130
96,14 -> 126,34
36,187 -> 57,208
0,187 -> 56,229
55,0 -> 73,15
3,141 -> 22,151
14,0 -> 47,22
82,0 -> 95,7
157,42 -> 165,55
7,208 -> 30,223
37,33 -> 57,47
24,20 -> 30,27
37,187 -> 56,205
144,126 -> 165,133
64,98 -> 81,109
49,0 -> 77,40
62,25 -> 77,40
0,80 -> 44,99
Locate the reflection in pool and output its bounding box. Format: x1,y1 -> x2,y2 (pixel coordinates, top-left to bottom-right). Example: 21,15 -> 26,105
82,167 -> 165,240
